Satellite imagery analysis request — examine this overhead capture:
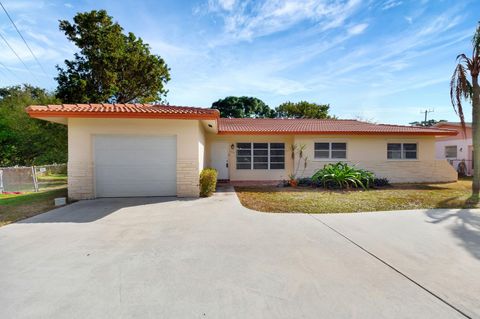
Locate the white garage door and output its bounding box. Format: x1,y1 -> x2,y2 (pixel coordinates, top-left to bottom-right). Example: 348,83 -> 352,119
94,135 -> 177,197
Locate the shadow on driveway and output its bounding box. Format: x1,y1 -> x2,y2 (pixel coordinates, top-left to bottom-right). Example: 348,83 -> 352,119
425,208 -> 480,261
17,197 -> 195,224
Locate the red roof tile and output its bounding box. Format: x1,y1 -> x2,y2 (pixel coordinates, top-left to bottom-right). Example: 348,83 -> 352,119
26,104 -> 457,136
26,104 -> 219,120
218,118 -> 457,136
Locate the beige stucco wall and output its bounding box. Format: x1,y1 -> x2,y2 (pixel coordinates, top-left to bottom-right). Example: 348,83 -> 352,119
206,134 -> 294,181
207,134 -> 457,183
294,135 -> 457,183
198,123 -> 206,173
68,118 -> 203,200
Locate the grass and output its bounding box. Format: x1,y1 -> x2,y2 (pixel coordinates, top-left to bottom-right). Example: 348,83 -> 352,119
0,187 -> 68,226
37,173 -> 67,181
235,178 -> 479,214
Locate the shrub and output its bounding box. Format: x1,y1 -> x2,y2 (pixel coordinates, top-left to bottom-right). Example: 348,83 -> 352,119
297,177 -> 313,186
372,177 -> 390,188
199,168 -> 217,197
312,162 -> 375,190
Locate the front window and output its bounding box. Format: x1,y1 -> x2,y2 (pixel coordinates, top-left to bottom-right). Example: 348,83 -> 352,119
314,142 -> 347,159
236,143 -> 285,169
445,146 -> 457,158
387,143 -> 417,159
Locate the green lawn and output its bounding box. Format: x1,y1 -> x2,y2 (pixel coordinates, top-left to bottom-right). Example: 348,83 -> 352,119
0,187 -> 68,226
37,173 -> 68,181
235,178 -> 479,214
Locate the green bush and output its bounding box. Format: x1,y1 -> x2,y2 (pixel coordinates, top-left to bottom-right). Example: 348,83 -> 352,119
200,168 -> 218,197
312,162 -> 375,190
372,177 -> 390,188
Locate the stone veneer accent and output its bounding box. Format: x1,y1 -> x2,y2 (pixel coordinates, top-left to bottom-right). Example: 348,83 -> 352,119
302,160 -> 457,183
176,159 -> 200,197
68,161 -> 95,200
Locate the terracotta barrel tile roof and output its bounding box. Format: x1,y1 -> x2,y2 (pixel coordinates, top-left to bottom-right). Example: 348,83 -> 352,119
218,118 -> 457,136
26,103 -> 219,120
26,104 -> 457,136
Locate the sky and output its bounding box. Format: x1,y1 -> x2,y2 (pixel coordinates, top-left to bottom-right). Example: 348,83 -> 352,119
0,0 -> 479,124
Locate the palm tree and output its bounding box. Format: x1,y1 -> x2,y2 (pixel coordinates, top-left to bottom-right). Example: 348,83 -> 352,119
450,22 -> 480,196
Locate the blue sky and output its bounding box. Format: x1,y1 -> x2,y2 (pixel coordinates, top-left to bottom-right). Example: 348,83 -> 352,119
0,0 -> 478,124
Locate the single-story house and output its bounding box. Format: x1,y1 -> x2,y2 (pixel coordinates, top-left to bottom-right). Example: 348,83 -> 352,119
434,122 -> 473,175
27,104 -> 458,199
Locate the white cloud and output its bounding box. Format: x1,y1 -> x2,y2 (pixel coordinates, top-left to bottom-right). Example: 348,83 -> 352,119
206,0 -> 362,42
348,23 -> 368,35
382,0 -> 402,11
218,0 -> 236,11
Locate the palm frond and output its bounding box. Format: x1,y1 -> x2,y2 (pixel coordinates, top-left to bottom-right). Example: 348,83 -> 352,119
450,62 -> 472,134
473,22 -> 480,58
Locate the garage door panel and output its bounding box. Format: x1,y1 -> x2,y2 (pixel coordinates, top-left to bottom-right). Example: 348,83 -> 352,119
94,135 -> 177,197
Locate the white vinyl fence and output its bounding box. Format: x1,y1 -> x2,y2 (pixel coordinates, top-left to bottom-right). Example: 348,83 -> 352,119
0,164 -> 67,193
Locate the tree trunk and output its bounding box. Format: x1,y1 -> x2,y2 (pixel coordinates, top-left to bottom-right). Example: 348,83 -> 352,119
472,75 -> 480,197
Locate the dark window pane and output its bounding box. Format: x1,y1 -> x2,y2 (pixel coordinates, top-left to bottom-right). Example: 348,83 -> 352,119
270,143 -> 285,149
270,149 -> 285,156
254,143 -> 268,149
237,143 -> 251,149
404,151 -> 417,159
237,156 -> 251,163
270,156 -> 285,163
270,163 -> 285,169
237,149 -> 251,156
253,156 -> 268,163
387,151 -> 402,159
253,163 -> 268,169
387,143 -> 401,151
237,163 -> 251,169
445,146 -> 457,158
315,150 -> 329,159
403,143 -> 417,151
332,143 -> 346,150
253,149 -> 268,156
315,143 -> 329,151
332,150 -> 346,159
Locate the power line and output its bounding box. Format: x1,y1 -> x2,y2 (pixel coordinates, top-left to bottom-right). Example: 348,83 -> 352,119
0,60 -> 21,82
0,1 -> 48,77
0,30 -> 38,82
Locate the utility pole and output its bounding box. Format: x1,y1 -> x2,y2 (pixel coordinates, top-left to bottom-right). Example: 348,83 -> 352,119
421,109 -> 434,123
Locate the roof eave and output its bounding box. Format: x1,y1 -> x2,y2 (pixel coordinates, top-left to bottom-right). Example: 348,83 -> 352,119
27,110 -> 219,121
217,130 -> 458,136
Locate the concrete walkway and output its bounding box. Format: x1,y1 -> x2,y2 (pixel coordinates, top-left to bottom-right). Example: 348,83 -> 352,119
0,187 -> 478,318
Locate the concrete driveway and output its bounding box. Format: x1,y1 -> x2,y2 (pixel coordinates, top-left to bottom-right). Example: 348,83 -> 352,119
0,188 -> 479,319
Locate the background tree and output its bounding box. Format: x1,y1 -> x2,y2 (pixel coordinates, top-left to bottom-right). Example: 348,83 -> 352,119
409,119 -> 447,127
275,101 -> 331,119
0,85 -> 67,166
211,96 -> 275,118
450,22 -> 480,196
56,10 -> 170,103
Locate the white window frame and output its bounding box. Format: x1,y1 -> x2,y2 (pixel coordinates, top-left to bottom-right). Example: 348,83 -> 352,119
444,145 -> 458,159
387,142 -> 418,160
313,142 -> 347,160
236,142 -> 285,170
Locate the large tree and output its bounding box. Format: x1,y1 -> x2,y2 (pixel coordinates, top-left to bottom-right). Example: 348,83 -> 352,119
211,96 -> 275,118
275,101 -> 331,119
451,22 -> 480,196
56,10 -> 170,104
0,85 -> 67,166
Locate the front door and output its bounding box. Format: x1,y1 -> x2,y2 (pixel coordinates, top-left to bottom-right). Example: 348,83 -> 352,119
210,142 -> 229,180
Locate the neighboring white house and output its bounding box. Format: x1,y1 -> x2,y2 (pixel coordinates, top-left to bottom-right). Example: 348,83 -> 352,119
435,122 -> 473,176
